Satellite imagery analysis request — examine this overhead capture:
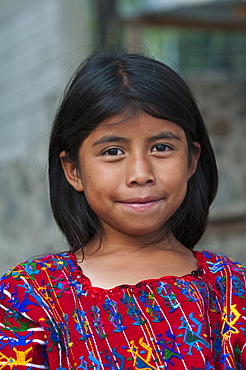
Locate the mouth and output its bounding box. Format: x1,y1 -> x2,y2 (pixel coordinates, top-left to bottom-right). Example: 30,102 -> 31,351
118,197 -> 162,211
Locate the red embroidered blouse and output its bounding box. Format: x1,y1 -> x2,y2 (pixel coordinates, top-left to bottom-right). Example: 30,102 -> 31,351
0,251 -> 245,369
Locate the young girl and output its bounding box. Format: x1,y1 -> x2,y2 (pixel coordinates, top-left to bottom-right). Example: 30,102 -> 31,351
0,49 -> 245,370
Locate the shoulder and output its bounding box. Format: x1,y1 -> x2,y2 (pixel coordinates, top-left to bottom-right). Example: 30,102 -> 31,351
0,252 -> 77,285
0,252 -> 78,316
195,250 -> 246,299
197,250 -> 245,276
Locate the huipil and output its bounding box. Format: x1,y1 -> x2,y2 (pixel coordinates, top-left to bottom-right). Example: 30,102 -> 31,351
0,251 -> 245,369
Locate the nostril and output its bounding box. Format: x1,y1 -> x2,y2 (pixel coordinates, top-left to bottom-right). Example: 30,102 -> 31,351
129,178 -> 154,186
126,162 -> 155,186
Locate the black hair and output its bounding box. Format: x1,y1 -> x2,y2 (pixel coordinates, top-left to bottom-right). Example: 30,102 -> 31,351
49,48 -> 218,252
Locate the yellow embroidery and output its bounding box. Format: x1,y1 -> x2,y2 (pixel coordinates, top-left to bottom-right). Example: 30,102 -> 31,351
222,304 -> 240,340
0,347 -> 32,369
128,338 -> 158,370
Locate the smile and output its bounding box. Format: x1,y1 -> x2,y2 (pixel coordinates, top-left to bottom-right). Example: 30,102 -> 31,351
118,197 -> 162,211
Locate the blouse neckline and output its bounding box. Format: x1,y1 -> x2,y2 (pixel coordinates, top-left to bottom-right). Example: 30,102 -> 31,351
65,250 -> 208,294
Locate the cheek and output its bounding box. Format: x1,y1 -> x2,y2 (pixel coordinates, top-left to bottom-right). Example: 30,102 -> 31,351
81,168 -> 112,202
164,159 -> 190,184
163,165 -> 190,206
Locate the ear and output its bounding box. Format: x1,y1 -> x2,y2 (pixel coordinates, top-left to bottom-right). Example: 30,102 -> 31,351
188,142 -> 201,179
60,151 -> 84,192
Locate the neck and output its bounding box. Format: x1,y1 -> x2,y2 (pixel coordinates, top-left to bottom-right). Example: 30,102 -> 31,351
81,229 -> 186,259
75,232 -> 196,290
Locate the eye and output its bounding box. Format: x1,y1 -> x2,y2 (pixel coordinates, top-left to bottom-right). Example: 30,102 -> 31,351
152,144 -> 172,152
102,147 -> 124,156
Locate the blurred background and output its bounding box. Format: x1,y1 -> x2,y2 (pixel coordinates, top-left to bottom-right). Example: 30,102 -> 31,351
0,0 -> 245,274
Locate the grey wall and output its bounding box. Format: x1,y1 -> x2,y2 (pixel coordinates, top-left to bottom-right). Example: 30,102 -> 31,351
192,74 -> 246,263
0,0 -> 92,274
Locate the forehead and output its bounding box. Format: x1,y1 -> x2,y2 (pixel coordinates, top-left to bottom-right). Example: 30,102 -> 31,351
89,113 -> 186,140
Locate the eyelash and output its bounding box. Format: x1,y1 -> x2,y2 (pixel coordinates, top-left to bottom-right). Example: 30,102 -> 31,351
102,148 -> 124,156
152,144 -> 173,152
101,144 -> 173,157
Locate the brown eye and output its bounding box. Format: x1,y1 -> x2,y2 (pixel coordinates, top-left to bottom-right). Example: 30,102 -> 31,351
156,144 -> 166,151
152,144 -> 172,152
102,148 -> 124,156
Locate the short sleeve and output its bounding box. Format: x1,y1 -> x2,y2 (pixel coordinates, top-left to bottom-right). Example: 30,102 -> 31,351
0,269 -> 49,369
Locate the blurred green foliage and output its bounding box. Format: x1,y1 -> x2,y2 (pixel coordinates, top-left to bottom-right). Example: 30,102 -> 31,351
178,30 -> 246,73
116,0 -> 246,73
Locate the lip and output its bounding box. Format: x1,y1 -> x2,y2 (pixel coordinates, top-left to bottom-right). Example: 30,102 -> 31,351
118,197 -> 162,211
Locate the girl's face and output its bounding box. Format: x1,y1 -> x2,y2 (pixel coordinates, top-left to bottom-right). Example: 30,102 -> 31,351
61,113 -> 200,242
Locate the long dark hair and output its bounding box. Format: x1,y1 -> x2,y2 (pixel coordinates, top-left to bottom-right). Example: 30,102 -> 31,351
49,48 -> 218,251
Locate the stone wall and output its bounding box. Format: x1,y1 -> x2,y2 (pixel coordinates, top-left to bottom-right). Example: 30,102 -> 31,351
190,74 -> 246,264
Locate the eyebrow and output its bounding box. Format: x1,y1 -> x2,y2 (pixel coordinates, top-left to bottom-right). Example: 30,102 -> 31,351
147,132 -> 181,142
92,131 -> 181,147
92,135 -> 129,146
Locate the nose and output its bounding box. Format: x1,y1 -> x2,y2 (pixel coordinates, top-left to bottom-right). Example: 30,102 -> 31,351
125,153 -> 155,186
